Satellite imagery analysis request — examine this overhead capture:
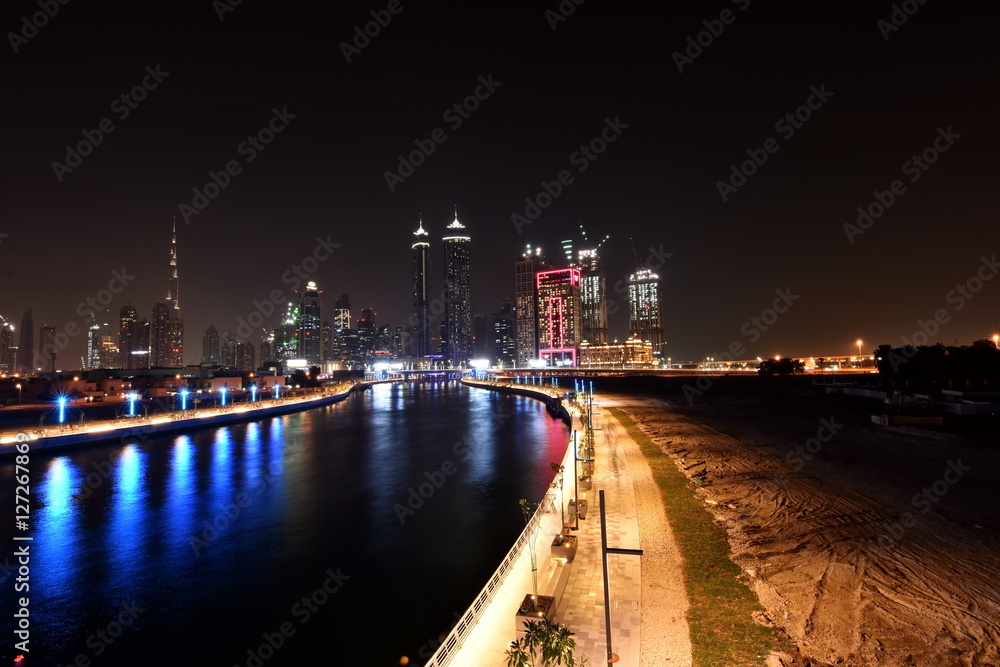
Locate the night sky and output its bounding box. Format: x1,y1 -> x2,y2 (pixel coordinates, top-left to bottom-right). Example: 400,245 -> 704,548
1,0 -> 997,368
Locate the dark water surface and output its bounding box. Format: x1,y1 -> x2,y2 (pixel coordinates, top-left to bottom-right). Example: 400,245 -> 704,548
0,381 -> 569,666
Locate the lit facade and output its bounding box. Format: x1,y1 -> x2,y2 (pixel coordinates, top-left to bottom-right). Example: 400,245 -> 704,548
443,212 -> 472,365
576,248 -> 608,346
296,281 -> 322,365
0,315 -> 14,373
627,268 -> 664,361
537,268 -> 582,367
203,325 -> 220,365
514,245 -> 546,367
579,335 -> 654,368
411,218 -> 432,357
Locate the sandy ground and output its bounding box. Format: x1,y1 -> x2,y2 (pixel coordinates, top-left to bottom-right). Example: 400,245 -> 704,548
608,389 -> 1000,667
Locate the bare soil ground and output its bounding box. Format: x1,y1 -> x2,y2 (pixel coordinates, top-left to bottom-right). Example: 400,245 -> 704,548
608,388 -> 1000,666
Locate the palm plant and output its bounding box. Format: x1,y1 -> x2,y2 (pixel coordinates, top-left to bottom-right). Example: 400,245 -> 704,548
506,619 -> 586,667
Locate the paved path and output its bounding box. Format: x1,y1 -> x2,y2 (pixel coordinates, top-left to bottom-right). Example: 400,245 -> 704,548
429,390 -> 692,666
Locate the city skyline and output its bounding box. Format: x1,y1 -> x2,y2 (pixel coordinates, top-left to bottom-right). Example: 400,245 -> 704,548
1,3 -> 996,370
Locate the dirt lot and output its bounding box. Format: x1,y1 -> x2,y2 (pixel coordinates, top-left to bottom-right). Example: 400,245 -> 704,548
607,384 -> 1000,666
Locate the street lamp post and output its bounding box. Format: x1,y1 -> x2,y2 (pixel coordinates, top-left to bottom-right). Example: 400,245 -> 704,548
15,383 -> 21,406
993,334 -> 999,350
856,339 -> 864,368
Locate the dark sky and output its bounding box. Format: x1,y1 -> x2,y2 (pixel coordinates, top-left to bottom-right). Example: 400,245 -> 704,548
1,0 -> 997,367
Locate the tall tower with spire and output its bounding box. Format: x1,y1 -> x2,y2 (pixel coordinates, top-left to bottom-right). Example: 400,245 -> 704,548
160,219 -> 185,366
443,208 -> 472,365
410,216 -> 432,358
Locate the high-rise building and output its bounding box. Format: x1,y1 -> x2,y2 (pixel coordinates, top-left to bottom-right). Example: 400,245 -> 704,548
494,299 -> 516,368
17,309 -> 34,374
443,211 -> 472,366
203,325 -> 220,365
164,219 -> 184,366
473,313 -> 495,363
357,307 -> 376,363
321,320 -> 332,363
86,320 -> 101,370
296,281 -> 322,366
38,324 -> 56,372
0,315 -> 14,373
276,302 -> 299,362
515,246 -> 547,367
119,305 -> 149,369
576,249 -> 608,346
98,323 -> 119,369
627,268 -> 664,361
150,302 -> 171,367
537,268 -> 582,367
411,217 -> 432,358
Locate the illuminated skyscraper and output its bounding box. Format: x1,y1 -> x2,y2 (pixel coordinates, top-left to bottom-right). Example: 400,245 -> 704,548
627,269 -> 664,361
443,211 -> 472,365
0,315 -> 15,373
576,248 -> 608,345
536,268 -> 582,367
164,219 -> 185,366
150,302 -> 171,367
296,281 -> 322,365
119,305 -> 138,368
514,245 -> 547,367
38,324 -> 56,371
86,320 -> 101,370
410,217 -> 432,357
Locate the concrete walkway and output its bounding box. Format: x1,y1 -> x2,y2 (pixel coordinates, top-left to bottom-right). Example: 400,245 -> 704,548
428,389 -> 692,666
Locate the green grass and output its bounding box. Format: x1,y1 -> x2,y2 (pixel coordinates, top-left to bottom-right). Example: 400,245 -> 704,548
606,407 -> 792,666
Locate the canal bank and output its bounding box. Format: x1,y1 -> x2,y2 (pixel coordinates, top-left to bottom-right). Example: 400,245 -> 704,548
0,380 -> 385,459
428,380 -> 691,666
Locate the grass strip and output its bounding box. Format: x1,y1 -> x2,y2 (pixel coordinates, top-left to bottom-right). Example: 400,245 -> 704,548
606,407 -> 791,666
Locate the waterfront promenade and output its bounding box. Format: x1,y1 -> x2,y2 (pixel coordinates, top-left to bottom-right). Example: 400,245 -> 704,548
430,381 -> 691,666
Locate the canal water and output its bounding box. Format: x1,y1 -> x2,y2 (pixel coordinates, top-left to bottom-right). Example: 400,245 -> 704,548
0,381 -> 570,666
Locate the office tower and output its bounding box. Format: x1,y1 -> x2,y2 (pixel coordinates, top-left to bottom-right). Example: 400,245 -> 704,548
627,268 -> 664,360
259,330 -> 274,364
321,320 -> 332,363
410,217 -> 432,358
276,303 -> 299,362
0,315 -> 14,373
514,245 -> 547,367
536,268 -> 582,367
576,249 -> 608,346
495,299 -> 516,368
203,325 -> 220,365
120,306 -> 150,369
38,324 -> 56,367
393,325 -> 412,358
18,308 -> 34,374
333,294 -> 351,330
235,340 -> 255,372
150,302 -> 171,367
221,333 -> 236,368
443,210 -> 472,365
86,320 -> 101,370
473,313 -> 495,362
357,308 -> 376,362
296,281 -> 322,366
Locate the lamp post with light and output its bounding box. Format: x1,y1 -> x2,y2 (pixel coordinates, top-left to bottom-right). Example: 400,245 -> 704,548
15,383 -> 21,406
856,339 -> 864,368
